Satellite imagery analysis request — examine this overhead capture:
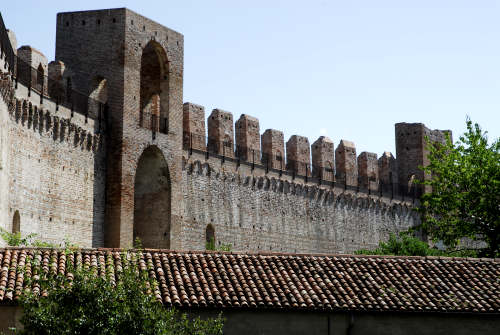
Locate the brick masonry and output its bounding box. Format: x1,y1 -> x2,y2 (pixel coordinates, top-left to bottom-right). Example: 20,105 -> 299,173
0,8 -> 451,252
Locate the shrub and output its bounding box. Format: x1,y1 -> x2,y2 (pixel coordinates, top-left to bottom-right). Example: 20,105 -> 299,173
355,231 -> 477,257
13,251 -> 224,335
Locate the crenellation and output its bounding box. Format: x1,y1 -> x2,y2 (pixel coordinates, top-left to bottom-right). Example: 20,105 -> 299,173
286,135 -> 311,176
47,60 -> 69,100
311,136 -> 334,181
235,114 -> 260,162
183,102 -> 206,151
9,95 -> 102,153
335,140 -> 357,187
207,108 -> 234,157
357,151 -> 378,191
261,129 -> 285,169
17,46 -> 48,96
378,151 -> 397,195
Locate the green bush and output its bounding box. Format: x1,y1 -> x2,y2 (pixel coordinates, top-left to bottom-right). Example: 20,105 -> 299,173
355,231 -> 477,257
0,228 -> 55,248
13,251 -> 224,335
205,237 -> 232,252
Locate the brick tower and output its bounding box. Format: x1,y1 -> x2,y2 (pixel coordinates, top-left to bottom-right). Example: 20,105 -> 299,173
55,9 -> 184,248
395,123 -> 451,196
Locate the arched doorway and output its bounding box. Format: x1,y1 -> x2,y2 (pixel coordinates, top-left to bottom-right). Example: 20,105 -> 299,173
140,41 -> 169,132
12,210 -> 20,234
133,146 -> 171,248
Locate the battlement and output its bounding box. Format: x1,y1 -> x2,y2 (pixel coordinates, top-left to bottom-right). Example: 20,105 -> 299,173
9,96 -> 103,153
182,103 -> 452,199
0,53 -> 104,154
0,60 -> 105,153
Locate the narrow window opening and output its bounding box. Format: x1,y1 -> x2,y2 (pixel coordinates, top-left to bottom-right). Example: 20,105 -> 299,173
12,210 -> 20,234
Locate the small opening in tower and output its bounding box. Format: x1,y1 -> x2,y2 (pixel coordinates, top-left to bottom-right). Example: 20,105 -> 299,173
82,20 -> 85,26
97,19 -> 101,25
112,18 -> 116,23
66,22 -> 69,27
131,20 -> 134,25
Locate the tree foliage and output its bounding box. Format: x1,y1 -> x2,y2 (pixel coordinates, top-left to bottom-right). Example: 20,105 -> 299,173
205,237 -> 232,252
0,228 -> 55,248
355,232 -> 477,257
417,119 -> 500,257
11,251 -> 224,335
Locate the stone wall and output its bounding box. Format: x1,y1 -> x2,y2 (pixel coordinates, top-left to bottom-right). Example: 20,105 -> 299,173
1,75 -> 106,247
180,159 -> 418,253
0,80 -> 11,231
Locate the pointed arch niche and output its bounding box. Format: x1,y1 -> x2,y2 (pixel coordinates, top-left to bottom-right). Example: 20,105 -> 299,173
133,146 -> 171,249
140,41 -> 169,133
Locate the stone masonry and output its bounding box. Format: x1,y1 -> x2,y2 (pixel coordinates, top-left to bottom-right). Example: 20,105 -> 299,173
0,8 -> 450,252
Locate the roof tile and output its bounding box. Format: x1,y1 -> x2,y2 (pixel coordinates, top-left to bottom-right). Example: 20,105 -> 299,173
0,248 -> 498,313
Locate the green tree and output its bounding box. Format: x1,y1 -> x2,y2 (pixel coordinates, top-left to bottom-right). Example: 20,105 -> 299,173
13,251 -> 224,335
0,228 -> 55,248
417,119 -> 500,257
205,237 -> 232,252
355,231 -> 477,257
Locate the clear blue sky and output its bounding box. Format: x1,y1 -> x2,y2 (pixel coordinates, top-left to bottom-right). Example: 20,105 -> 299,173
2,1 -> 499,155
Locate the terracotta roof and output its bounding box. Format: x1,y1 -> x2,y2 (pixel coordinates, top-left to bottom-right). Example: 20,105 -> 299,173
0,248 -> 499,313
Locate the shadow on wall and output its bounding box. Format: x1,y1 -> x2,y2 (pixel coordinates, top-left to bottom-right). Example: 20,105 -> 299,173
133,145 -> 171,249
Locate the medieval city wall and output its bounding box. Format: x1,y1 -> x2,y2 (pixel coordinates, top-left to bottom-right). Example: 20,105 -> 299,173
180,103 -> 423,253
0,9 -> 448,252
0,71 -> 106,247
